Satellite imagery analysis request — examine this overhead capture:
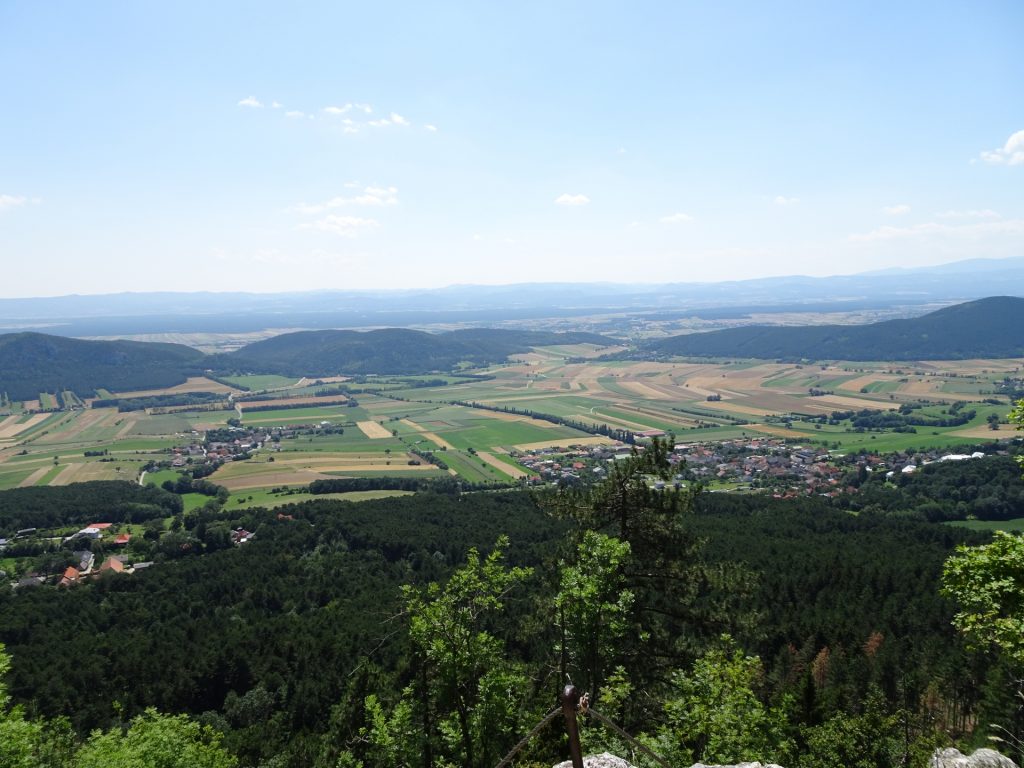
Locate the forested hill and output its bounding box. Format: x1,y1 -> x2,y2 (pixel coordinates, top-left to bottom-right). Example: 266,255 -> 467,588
644,296 -> 1024,360
0,332 -> 205,400
221,327 -> 615,376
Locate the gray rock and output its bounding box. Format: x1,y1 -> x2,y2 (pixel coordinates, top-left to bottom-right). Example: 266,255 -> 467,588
552,758 -> 787,768
554,754 -> 636,768
931,748 -> 1019,768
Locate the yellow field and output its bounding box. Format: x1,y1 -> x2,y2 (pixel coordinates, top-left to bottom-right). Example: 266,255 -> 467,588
811,394 -> 898,411
0,413 -> 50,439
18,467 -> 49,487
513,436 -> 618,451
357,421 -> 393,439
111,377 -> 240,398
476,451 -> 528,478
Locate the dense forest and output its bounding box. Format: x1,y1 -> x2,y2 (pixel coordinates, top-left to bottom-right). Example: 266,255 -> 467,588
0,481 -> 183,532
643,296 -> 1024,361
219,328 -> 614,377
0,332 -> 205,401
1,449 -> 1019,767
0,328 -> 614,399
837,453 -> 1024,522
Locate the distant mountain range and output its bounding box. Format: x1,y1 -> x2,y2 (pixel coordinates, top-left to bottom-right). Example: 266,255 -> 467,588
644,296 -> 1024,361
2,256 -> 1023,337
0,328 -> 614,400
3,297 -> 1023,400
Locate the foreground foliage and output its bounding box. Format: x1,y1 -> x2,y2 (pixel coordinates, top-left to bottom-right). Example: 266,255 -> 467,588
0,445 -> 1012,766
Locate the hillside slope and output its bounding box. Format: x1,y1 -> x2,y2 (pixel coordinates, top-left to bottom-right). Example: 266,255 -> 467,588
0,332 -> 206,400
224,328 -> 614,376
645,296 -> 1024,361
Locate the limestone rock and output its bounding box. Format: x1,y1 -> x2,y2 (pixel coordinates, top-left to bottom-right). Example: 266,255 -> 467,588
931,748 -> 1019,768
554,754 -> 636,768
552,758 -> 788,768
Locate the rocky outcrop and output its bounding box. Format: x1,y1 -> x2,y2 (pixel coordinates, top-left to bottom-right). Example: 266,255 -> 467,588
554,755 -> 636,768
553,757 -> 785,768
553,747 -> 1018,768
931,748 -> 1019,768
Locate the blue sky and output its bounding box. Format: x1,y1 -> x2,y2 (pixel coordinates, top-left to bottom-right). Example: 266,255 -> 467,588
0,1 -> 1021,297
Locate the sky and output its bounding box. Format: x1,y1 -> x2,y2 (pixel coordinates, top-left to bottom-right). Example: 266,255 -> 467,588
0,1 -> 1022,297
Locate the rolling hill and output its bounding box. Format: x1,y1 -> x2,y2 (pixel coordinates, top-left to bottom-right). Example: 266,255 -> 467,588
644,296 -> 1024,361
0,332 -> 206,401
223,328 -> 615,376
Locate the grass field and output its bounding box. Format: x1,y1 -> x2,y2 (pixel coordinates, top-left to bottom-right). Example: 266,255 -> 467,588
945,517 -> 1024,533
219,374 -> 302,390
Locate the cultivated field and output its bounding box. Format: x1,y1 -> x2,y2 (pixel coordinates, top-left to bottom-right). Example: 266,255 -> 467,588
1,351 -> 1019,497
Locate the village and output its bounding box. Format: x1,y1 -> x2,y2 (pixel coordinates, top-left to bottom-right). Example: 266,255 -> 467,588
511,436 -> 1002,499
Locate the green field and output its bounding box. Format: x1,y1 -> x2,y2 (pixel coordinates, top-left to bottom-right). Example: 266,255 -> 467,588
231,488 -> 414,510
240,405 -> 360,426
128,414 -> 193,435
219,374 -> 301,390
945,517 -> 1024,533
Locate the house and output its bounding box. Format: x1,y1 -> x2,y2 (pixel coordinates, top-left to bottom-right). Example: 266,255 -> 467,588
75,527 -> 103,540
87,523 -> 113,531
99,557 -> 126,574
112,533 -> 131,546
58,566 -> 80,588
230,528 -> 255,545
74,550 -> 95,573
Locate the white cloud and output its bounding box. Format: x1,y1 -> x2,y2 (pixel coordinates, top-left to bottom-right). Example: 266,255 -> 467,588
237,96 -> 263,108
936,209 -> 1000,219
271,101 -> 283,109
849,218 -> 1024,242
368,118 -> 391,127
302,215 -> 380,237
883,204 -> 911,216
285,110 -> 305,119
355,103 -> 373,113
324,104 -> 352,115
0,195 -> 27,210
774,195 -> 799,206
424,124 -> 438,132
659,212 -> 694,224
0,195 -> 40,211
555,193 -> 590,206
980,129 -> 1024,166
292,187 -> 399,215
389,112 -> 410,126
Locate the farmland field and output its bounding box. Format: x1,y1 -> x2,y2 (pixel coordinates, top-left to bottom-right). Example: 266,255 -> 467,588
0,353 -> 1018,500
